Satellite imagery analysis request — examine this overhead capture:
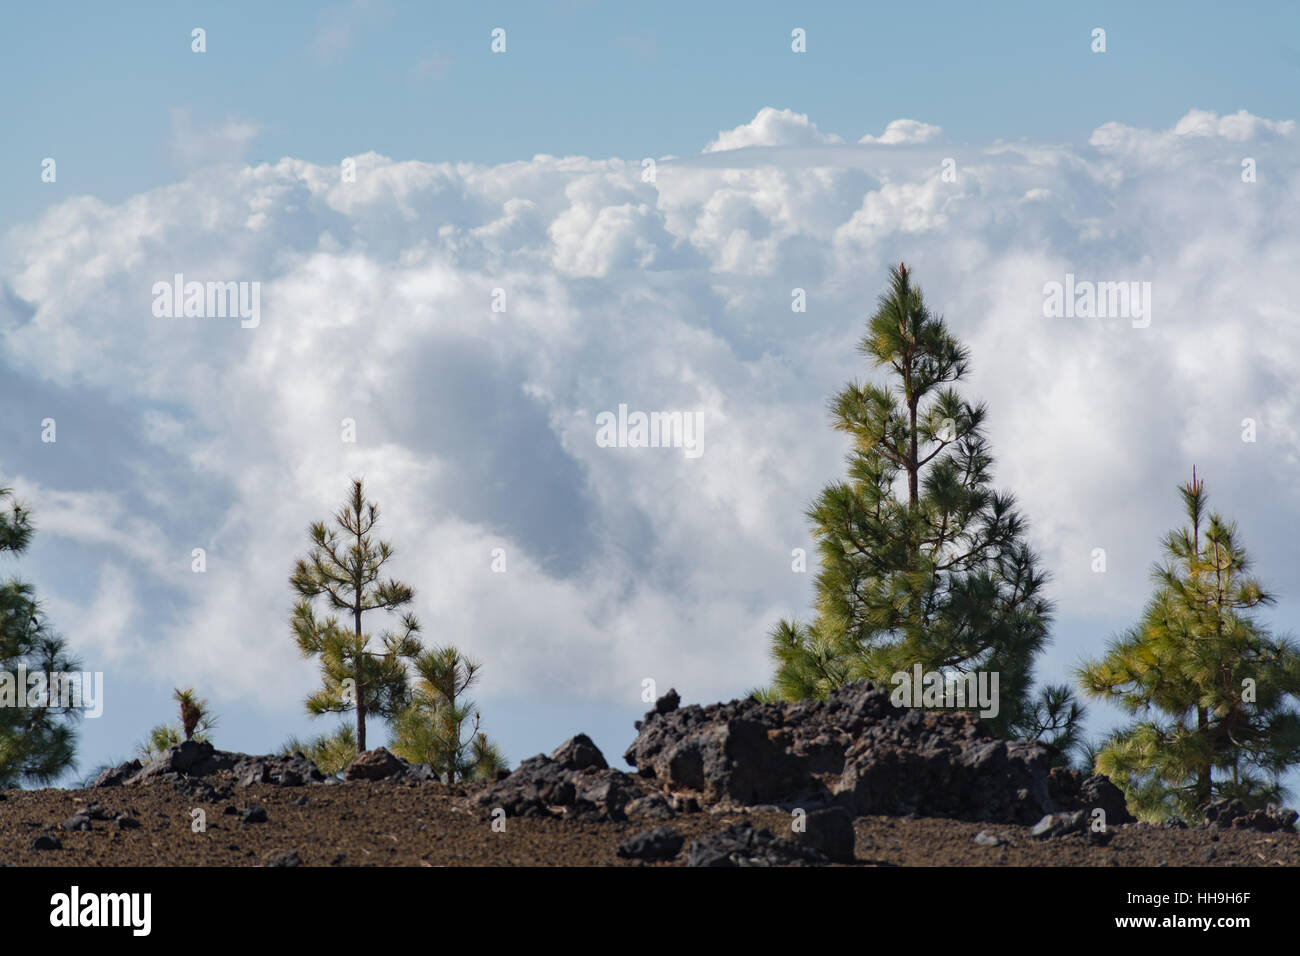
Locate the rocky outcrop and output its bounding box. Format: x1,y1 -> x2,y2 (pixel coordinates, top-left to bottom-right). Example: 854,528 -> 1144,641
550,734 -> 609,772
237,752 -> 327,787
93,741 -> 328,789
472,736 -> 646,820
1047,767 -> 1135,824
1204,799 -> 1299,833
624,682 -> 1132,826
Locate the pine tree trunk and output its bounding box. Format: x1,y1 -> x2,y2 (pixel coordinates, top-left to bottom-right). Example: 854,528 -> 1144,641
908,399 -> 919,506
1196,704 -> 1210,807
354,607 -> 366,753
353,501 -> 367,753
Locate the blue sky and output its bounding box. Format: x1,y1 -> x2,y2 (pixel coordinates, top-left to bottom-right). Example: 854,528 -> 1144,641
5,0 -> 1300,223
2,1 -> 1300,794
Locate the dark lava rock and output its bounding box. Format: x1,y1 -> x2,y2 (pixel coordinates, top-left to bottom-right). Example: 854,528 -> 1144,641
115,815 -> 142,830
62,812 -> 93,832
625,793 -> 677,820
92,741 -> 328,791
472,753 -> 646,821
617,826 -> 685,861
128,741 -> 240,784
404,763 -> 440,782
91,759 -> 142,788
655,689 -> 681,714
1048,768 -> 1135,825
624,681 -> 1099,825
1204,799 -> 1299,833
265,850 -> 302,867
1030,811 -> 1086,839
794,806 -> 855,863
237,751 -> 325,788
241,806 -> 268,824
343,748 -> 408,782
550,734 -> 609,772
686,824 -> 830,867
29,834 -> 62,851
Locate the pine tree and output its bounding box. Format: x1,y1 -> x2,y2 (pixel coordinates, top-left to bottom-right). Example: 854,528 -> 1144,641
389,645 -> 507,782
137,687 -> 217,761
767,264 -> 1075,739
290,479 -> 422,752
0,487 -> 82,787
1077,470 -> 1300,821
281,723 -> 357,777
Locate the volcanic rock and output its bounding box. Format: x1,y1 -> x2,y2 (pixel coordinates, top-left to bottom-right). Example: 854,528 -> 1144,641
624,681 -> 1103,825
91,759 -> 142,788
794,806 -> 855,862
1204,799 -> 1299,833
617,826 -> 684,860
92,741 -> 330,791
472,752 -> 646,821
1048,768 -> 1135,825
1029,811 -> 1086,839
343,748 -> 408,782
686,824 -> 830,867
236,752 -> 326,788
550,734 -> 609,772
624,793 -> 677,820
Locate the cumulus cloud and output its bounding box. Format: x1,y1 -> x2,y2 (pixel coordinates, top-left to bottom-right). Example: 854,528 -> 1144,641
3,107 -> 1299,735
858,119 -> 943,145
704,107 -> 843,152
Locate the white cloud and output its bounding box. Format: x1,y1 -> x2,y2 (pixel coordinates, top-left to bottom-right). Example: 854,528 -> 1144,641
858,119 -> 943,145
4,107 -> 1299,717
704,107 -> 843,153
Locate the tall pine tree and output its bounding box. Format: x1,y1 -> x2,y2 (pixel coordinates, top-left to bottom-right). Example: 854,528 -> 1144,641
1077,470 -> 1300,821
0,487 -> 82,786
290,479 -> 422,752
768,264 -> 1074,741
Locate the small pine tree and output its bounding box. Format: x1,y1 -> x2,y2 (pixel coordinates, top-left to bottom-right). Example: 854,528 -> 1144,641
137,686 -> 217,760
281,723 -> 357,777
175,687 -> 214,741
0,487 -> 83,786
389,645 -> 507,782
766,265 -> 1076,739
1077,470 -> 1300,821
290,479 -> 422,752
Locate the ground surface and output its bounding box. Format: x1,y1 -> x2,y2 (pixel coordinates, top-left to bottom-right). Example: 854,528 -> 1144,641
2,781 -> 1297,866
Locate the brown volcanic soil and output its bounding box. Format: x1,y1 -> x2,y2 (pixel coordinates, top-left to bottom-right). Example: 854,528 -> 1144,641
2,781 -> 1297,867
